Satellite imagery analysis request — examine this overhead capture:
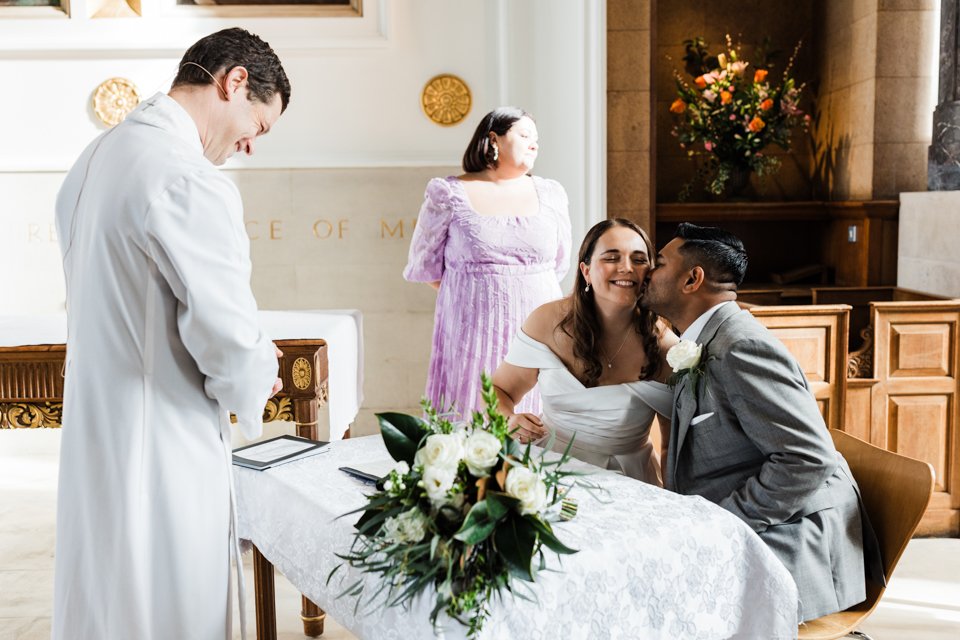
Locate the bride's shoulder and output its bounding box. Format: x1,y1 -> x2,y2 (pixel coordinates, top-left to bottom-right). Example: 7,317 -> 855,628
522,299 -> 569,345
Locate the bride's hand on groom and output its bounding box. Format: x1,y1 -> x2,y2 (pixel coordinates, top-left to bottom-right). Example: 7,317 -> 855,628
508,413 -> 546,445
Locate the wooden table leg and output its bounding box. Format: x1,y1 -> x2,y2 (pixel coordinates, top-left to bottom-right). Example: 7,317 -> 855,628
253,546 -> 277,640
301,597 -> 326,636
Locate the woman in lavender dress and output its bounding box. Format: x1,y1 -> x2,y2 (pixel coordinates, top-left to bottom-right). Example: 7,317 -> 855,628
404,107 -> 571,419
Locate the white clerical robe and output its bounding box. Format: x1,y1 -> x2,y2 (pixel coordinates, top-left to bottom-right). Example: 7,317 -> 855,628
51,93 -> 277,640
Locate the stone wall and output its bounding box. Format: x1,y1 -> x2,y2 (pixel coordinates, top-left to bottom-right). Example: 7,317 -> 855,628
608,0 -> 654,231
813,0 -> 938,200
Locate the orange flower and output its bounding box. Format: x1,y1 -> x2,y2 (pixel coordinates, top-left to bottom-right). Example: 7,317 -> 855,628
720,91 -> 732,105
760,98 -> 774,111
748,116 -> 766,132
670,98 -> 686,114
695,75 -> 707,89
754,69 -> 769,83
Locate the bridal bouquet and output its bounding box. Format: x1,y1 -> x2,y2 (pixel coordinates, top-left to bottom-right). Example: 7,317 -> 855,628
332,375 -> 578,637
669,35 -> 809,197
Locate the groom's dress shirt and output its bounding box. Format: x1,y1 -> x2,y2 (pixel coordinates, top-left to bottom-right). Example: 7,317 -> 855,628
679,301 -> 733,342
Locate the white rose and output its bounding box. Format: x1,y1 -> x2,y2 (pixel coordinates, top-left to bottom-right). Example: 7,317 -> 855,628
421,464 -> 457,506
396,508 -> 428,543
463,431 -> 502,477
415,433 -> 464,471
504,466 -> 548,516
666,340 -> 703,372
381,514 -> 402,543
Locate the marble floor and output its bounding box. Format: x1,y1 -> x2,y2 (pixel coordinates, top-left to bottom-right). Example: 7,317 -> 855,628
2,429 -> 958,640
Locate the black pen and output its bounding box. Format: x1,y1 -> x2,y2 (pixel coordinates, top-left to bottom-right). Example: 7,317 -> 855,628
339,466 -> 381,485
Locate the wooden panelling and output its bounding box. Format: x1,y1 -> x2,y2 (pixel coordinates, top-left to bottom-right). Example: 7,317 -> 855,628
886,395 -> 949,493
750,305 -> 849,430
869,301 -> 960,536
845,379 -> 875,443
889,323 -> 952,377
655,201 -> 899,289
770,327 -> 829,382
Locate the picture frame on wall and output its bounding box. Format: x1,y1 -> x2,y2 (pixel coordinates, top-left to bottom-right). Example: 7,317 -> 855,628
0,0 -> 66,18
173,0 -> 361,18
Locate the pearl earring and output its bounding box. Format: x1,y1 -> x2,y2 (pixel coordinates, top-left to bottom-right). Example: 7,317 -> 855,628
492,145 -> 499,161
584,283 -> 591,293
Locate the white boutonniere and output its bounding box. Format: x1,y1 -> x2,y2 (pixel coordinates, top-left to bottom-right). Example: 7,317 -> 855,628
666,340 -> 712,395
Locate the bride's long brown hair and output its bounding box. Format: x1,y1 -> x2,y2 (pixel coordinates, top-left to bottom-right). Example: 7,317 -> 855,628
558,218 -> 662,388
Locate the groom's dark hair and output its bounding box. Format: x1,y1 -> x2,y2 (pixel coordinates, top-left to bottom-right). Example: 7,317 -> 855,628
675,223 -> 748,288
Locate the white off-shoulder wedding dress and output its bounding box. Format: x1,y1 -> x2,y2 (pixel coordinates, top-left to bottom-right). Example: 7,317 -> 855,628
504,331 -> 674,485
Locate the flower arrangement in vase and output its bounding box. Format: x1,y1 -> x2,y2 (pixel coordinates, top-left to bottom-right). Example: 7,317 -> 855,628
669,35 -> 809,199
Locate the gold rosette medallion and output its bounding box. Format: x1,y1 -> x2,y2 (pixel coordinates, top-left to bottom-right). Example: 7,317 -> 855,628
292,357 -> 313,390
421,74 -> 471,126
93,77 -> 141,127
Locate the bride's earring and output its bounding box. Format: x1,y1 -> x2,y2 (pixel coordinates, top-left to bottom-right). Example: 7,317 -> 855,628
492,144 -> 499,162
584,283 -> 591,293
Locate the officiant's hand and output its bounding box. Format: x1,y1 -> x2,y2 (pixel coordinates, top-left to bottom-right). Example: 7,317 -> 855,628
271,345 -> 284,398
509,413 -> 546,445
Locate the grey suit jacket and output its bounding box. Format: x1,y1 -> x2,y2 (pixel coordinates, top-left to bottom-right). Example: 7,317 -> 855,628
665,302 -> 878,621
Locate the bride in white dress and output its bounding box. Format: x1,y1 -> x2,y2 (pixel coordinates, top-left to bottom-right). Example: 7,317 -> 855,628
492,219 -> 679,485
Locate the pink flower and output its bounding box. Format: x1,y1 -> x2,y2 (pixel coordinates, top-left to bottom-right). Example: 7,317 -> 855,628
729,114 -> 736,120
703,90 -> 718,103
704,141 -> 715,151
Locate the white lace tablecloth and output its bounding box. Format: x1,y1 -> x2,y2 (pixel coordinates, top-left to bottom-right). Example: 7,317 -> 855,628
235,436 -> 799,640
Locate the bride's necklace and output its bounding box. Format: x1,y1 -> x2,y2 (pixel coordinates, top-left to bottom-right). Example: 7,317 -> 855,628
602,330 -> 631,369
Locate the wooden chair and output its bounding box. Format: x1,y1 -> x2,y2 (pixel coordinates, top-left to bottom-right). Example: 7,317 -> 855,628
798,429 -> 935,639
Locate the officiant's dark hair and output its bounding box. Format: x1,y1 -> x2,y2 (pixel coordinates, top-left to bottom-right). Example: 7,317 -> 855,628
675,223 -> 748,288
559,218 -> 662,388
462,107 -> 535,173
173,28 -> 291,112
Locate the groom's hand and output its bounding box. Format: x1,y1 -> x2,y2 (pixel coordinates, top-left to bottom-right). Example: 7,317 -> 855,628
508,413 -> 546,445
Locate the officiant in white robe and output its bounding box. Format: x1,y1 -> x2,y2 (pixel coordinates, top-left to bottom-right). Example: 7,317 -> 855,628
51,29 -> 291,640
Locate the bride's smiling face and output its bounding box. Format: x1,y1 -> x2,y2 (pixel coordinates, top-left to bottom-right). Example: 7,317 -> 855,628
580,226 -> 652,307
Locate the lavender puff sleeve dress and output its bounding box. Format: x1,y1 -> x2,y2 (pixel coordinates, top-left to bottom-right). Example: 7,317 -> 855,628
403,176 -> 572,419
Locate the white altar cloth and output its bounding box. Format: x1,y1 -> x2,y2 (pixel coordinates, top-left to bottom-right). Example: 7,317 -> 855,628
235,436 -> 800,640
0,310 -> 363,438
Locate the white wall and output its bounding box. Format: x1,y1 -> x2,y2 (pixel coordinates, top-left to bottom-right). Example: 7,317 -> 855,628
0,0 -> 605,432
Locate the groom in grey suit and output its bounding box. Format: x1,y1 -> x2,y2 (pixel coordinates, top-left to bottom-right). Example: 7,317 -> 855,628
641,223 -> 881,622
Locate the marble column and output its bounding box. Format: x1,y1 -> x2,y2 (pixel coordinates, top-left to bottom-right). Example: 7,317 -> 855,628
929,0 -> 960,189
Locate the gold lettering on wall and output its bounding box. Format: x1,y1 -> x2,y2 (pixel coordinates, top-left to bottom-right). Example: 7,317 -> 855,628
313,220 -> 333,239
25,224 -> 58,243
311,219 -> 349,240
240,217 -> 409,241
381,218 -> 405,239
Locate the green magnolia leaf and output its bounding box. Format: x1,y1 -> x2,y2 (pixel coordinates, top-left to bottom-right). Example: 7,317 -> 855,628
494,515 -> 537,582
525,515 -> 577,555
354,508 -> 381,534
453,494 -> 513,545
376,412 -> 427,464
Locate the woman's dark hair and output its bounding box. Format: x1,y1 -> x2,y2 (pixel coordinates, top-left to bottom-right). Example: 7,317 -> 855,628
558,218 -> 662,387
462,107 -> 534,173
675,222 -> 748,288
172,27 -> 291,113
